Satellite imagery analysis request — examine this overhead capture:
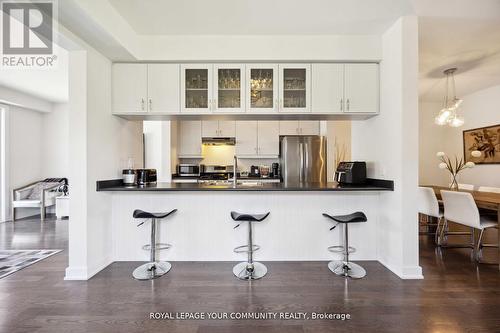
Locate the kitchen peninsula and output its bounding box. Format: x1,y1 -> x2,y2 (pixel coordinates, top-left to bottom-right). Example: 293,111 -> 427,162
98,178 -> 393,263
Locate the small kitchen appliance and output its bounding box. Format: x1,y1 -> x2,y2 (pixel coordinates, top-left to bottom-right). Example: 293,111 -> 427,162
177,164 -> 203,177
250,165 -> 260,177
122,169 -> 137,185
334,162 -> 367,184
271,163 -> 280,178
136,169 -> 157,185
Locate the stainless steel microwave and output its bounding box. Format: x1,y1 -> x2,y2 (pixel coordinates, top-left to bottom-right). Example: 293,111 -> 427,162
177,164 -> 203,177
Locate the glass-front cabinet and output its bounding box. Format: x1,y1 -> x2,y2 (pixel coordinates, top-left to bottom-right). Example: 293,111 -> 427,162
181,64 -> 213,113
246,64 -> 279,113
279,64 -> 311,112
213,64 -> 245,113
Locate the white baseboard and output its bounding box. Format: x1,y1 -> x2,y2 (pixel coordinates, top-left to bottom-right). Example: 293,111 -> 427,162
64,257 -> 112,280
64,266 -> 88,280
378,259 -> 424,279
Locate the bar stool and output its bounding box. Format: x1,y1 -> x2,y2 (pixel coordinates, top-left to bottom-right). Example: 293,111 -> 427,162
230,211 -> 270,280
132,209 -> 177,280
322,211 -> 367,279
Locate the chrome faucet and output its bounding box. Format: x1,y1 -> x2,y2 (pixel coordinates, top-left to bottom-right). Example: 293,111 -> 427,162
233,155 -> 238,187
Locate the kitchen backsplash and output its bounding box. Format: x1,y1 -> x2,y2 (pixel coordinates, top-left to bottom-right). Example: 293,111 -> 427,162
180,145 -> 278,172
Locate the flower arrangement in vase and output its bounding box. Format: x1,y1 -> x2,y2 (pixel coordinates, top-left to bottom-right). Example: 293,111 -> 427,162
436,150 -> 481,190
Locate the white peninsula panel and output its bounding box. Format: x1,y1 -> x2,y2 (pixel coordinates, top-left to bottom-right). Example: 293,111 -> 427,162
111,191 -> 380,262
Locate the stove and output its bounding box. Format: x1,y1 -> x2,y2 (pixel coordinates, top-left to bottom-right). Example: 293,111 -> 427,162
197,165 -> 234,185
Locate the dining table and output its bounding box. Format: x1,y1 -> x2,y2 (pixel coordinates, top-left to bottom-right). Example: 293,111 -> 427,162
424,185 -> 500,271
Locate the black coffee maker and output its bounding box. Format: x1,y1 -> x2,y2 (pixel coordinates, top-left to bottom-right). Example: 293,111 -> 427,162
271,163 -> 280,178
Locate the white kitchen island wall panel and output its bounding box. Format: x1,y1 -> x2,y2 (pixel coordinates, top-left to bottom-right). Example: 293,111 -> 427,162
111,191 -> 379,262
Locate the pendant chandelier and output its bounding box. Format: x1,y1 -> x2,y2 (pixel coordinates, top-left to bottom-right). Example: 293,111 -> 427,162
435,68 -> 464,127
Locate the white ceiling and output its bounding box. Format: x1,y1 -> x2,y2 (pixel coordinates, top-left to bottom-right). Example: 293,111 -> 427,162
419,17 -> 500,102
0,45 -> 68,103
108,0 -> 413,35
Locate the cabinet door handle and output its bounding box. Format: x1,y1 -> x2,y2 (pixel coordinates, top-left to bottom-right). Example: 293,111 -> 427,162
347,99 -> 350,111
149,98 -> 152,111
340,98 -> 343,111
141,98 -> 145,111
214,99 -> 217,110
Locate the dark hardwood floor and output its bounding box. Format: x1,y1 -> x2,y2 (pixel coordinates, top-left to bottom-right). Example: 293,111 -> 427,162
0,216 -> 499,333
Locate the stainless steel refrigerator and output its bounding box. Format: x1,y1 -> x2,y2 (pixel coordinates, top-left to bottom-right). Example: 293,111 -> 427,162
280,136 -> 327,183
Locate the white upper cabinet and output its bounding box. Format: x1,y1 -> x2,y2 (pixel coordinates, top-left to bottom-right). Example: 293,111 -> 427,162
218,121 -> 235,137
257,121 -> 280,156
202,120 -> 235,137
213,64 -> 245,113
112,64 -> 148,113
178,121 -> 202,157
147,64 -> 180,113
344,63 -> 379,113
279,121 -> 300,135
279,64 -> 311,113
201,121 -> 219,137
311,63 -> 344,113
235,121 -> 258,156
112,62 -> 379,116
181,64 -> 213,113
279,121 -> 319,135
246,64 -> 279,113
235,121 -> 279,157
298,121 -> 320,135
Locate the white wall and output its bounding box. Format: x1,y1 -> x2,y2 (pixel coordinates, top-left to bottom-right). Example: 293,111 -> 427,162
8,106 -> 44,219
9,106 -> 44,189
351,16 -> 421,279
43,103 -> 70,178
143,121 -> 172,181
63,26 -> 143,280
445,85 -> 500,187
419,85 -> 500,188
418,102 -> 449,186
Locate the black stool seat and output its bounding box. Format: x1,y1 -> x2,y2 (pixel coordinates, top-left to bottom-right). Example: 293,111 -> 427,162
322,211 -> 367,223
133,209 -> 177,219
231,211 -> 270,222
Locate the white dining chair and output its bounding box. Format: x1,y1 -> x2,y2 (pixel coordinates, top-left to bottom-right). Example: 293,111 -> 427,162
477,186 -> 500,194
440,190 -> 498,261
418,187 -> 443,244
458,183 -> 475,191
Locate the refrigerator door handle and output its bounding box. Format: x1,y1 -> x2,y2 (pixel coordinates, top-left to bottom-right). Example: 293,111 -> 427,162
304,142 -> 309,183
299,143 -> 304,183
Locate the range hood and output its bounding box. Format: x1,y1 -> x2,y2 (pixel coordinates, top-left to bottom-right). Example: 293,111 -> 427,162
202,137 -> 236,145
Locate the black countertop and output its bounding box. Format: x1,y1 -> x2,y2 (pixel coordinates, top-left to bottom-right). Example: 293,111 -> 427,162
97,178 -> 393,192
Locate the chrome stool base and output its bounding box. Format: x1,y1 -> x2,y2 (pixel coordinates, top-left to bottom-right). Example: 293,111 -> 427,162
233,261 -> 267,280
328,260 -> 366,279
133,261 -> 171,280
